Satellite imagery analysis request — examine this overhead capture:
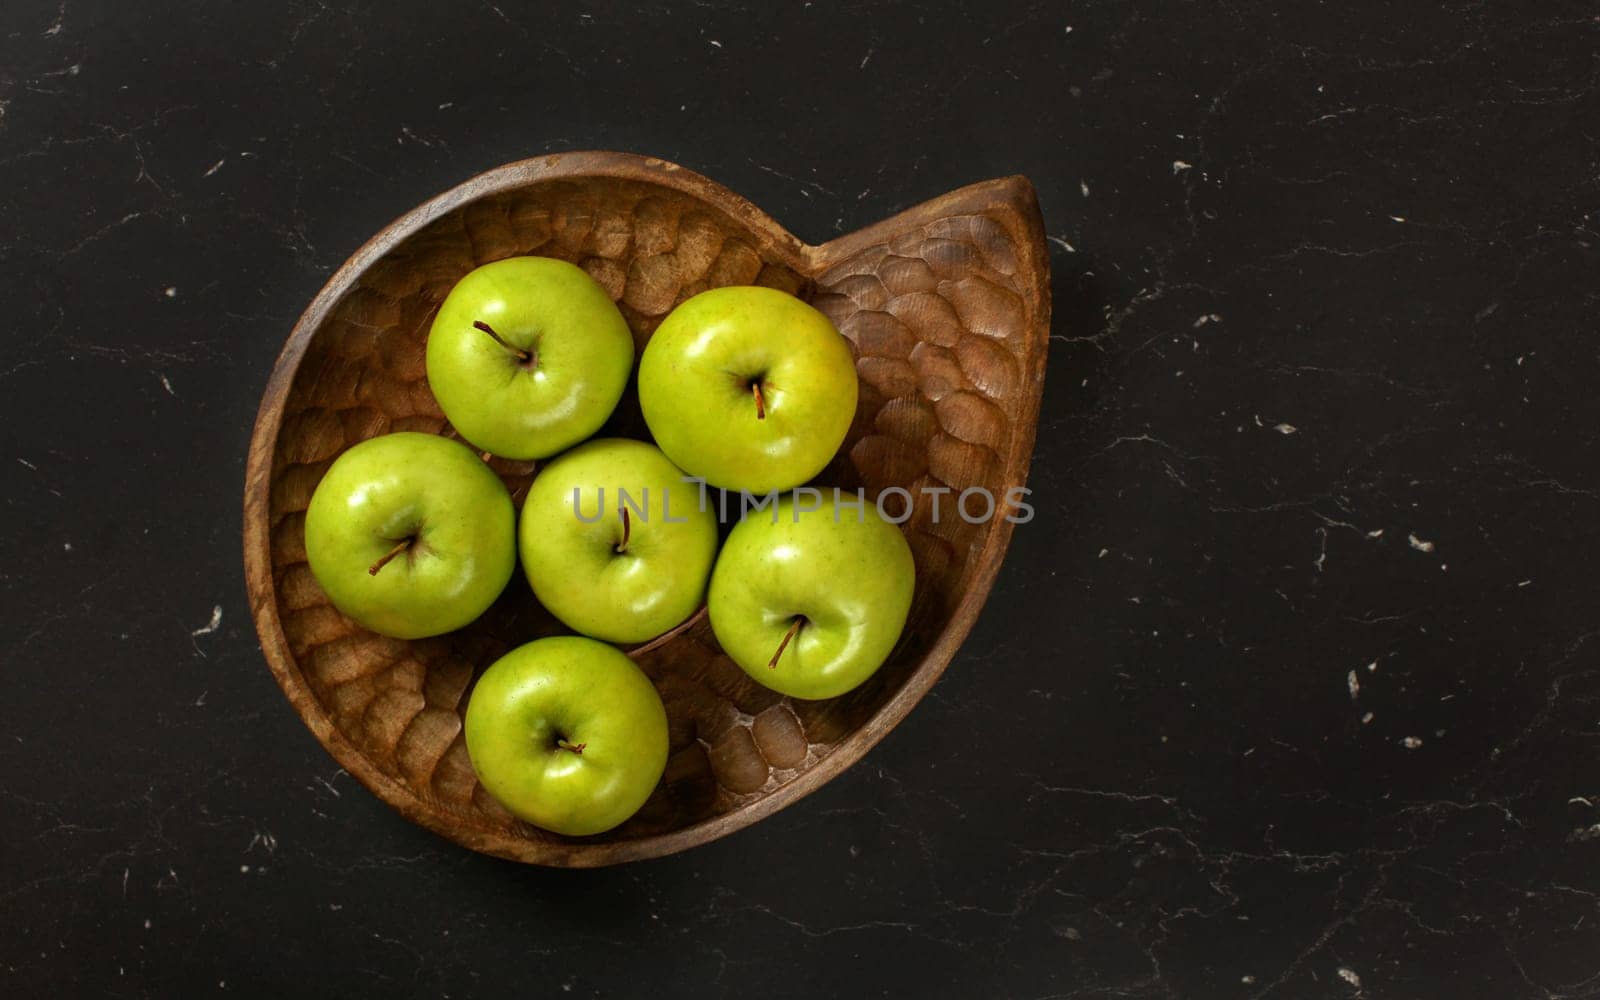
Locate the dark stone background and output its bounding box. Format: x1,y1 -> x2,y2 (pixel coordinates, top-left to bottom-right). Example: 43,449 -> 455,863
3,1 -> 1598,996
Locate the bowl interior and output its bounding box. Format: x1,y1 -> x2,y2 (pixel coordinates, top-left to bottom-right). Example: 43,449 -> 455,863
254,157 -> 1044,863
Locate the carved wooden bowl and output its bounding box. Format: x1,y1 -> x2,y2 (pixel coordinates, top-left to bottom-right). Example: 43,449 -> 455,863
243,152 -> 1050,865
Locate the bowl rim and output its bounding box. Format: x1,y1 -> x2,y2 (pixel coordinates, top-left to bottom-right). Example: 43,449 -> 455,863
243,150 -> 1051,866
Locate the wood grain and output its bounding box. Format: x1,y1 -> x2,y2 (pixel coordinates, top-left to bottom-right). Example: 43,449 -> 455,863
243,151 -> 1050,866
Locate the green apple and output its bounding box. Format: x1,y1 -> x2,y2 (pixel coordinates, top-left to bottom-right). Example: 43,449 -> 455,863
708,492 -> 915,700
638,285 -> 858,493
519,438 -> 717,644
303,432 -> 515,639
464,636 -> 669,836
425,256 -> 634,460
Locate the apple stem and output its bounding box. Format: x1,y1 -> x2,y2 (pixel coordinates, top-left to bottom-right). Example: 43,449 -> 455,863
615,505 -> 631,554
768,616 -> 804,669
472,319 -> 534,366
368,537 -> 413,576
557,738 -> 586,755
751,380 -> 766,420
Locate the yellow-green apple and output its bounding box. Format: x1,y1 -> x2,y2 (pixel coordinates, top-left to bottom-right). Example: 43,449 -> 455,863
303,432 -> 515,639
426,256 -> 634,460
638,286 -> 857,493
708,492 -> 915,699
519,438 -> 717,644
464,636 -> 669,836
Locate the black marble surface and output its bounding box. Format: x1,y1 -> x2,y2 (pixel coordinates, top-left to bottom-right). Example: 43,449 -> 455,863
4,1 -> 1599,996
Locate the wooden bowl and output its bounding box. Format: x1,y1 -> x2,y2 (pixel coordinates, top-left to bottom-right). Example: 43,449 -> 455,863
243,152 -> 1050,865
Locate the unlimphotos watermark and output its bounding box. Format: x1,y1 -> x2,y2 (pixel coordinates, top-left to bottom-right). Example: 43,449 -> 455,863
571,480 -> 1033,526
